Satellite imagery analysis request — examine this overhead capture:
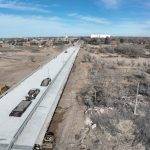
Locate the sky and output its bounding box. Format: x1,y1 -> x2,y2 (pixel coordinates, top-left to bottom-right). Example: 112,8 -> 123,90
0,0 -> 150,37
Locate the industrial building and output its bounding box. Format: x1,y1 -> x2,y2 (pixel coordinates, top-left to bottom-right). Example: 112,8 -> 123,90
91,34 -> 110,39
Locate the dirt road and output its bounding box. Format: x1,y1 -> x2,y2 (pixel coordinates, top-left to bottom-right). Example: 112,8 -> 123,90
49,47 -> 92,150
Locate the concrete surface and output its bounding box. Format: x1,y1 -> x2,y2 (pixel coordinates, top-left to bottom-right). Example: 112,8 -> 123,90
0,43 -> 81,150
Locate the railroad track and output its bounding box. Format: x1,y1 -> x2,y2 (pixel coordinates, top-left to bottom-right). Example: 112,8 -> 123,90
0,42 -> 81,150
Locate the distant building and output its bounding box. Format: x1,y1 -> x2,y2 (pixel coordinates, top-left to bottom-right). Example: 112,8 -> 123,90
65,34 -> 68,39
30,39 -> 39,46
91,34 -> 110,39
0,41 -> 3,44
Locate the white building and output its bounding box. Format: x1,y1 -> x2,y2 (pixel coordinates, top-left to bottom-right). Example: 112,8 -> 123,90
65,34 -> 68,39
91,34 -> 110,39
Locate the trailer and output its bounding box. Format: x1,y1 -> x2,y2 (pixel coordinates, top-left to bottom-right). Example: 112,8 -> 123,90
9,100 -> 32,117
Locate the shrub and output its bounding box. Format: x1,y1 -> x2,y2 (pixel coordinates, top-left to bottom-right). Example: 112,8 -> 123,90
117,60 -> 125,66
98,46 -> 115,54
104,37 -> 111,44
145,44 -> 150,49
114,44 -> 145,58
88,38 -> 101,45
104,46 -> 115,53
120,38 -> 125,43
146,68 -> 150,74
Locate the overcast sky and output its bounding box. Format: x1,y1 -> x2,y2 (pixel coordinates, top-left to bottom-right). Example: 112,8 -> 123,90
0,0 -> 150,37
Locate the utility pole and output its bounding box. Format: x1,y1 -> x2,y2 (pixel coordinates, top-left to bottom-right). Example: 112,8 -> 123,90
95,90 -> 97,102
134,82 -> 140,115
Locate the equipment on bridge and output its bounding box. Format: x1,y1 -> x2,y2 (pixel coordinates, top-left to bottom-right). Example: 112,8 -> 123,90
26,88 -> 40,101
33,144 -> 41,150
9,100 -> 32,117
0,85 -> 9,95
42,132 -> 55,149
41,78 -> 51,86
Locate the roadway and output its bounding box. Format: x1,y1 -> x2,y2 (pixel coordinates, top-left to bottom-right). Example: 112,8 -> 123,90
0,42 -> 81,150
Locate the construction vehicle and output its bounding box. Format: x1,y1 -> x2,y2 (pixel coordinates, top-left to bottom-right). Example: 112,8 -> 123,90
25,88 -> 40,101
33,144 -> 41,150
42,132 -> 55,150
0,85 -> 9,95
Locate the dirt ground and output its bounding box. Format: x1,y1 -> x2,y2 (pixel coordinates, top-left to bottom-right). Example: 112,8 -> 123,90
49,42 -> 150,150
0,45 -> 67,86
48,47 -> 92,150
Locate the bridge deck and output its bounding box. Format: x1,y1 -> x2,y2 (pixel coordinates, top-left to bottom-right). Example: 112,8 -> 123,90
0,44 -> 80,150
